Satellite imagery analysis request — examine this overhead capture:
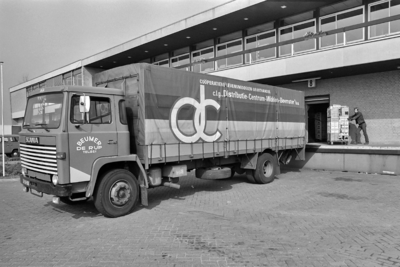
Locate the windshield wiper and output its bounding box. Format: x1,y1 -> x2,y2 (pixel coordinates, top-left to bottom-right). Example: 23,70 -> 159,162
35,123 -> 50,132
23,123 -> 34,132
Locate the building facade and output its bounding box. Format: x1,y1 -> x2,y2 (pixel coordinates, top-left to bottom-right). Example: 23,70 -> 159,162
9,0 -> 400,144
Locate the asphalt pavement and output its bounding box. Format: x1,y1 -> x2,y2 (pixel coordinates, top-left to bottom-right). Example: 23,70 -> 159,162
1,168 -> 400,267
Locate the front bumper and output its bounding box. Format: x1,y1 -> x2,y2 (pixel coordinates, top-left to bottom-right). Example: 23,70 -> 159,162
20,175 -> 72,197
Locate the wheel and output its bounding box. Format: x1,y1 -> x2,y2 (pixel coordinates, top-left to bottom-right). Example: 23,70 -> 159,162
94,169 -> 139,218
11,150 -> 19,157
253,153 -> 276,184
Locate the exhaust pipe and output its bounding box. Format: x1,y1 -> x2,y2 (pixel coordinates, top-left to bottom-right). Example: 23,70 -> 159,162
163,182 -> 180,189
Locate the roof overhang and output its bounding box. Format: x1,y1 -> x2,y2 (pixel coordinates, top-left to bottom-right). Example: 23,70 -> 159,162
83,0 -> 342,70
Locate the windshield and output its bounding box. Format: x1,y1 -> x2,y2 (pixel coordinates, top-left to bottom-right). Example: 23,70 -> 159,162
24,93 -> 63,129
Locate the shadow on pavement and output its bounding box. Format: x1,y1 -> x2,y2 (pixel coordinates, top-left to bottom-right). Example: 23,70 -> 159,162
41,170 -> 281,218
44,198 -> 101,219
138,171 -> 249,211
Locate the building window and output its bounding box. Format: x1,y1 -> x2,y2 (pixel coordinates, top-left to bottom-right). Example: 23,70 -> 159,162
63,73 -> 72,85
73,69 -> 82,86
245,30 -> 276,63
154,53 -> 169,67
192,47 -> 214,73
320,6 -> 364,48
279,19 -> 316,57
369,0 -> 400,39
216,39 -> 243,70
73,73 -> 82,86
246,22 -> 275,36
320,0 -> 362,16
154,59 -> 169,67
171,53 -> 190,71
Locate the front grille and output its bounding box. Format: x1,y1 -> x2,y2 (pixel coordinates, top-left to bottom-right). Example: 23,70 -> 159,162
20,143 -> 58,175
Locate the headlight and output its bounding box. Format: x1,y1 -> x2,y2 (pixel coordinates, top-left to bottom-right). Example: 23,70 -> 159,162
22,167 -> 27,177
52,175 -> 59,185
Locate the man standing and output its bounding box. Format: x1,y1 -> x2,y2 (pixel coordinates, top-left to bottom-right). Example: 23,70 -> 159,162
348,107 -> 369,145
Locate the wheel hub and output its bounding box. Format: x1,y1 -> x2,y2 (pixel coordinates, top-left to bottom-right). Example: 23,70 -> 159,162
263,161 -> 273,177
110,181 -> 131,206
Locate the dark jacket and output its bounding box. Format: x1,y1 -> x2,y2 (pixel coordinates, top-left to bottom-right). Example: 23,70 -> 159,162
349,111 -> 365,125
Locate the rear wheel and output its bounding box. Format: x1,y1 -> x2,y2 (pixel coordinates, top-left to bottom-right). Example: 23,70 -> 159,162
253,153 -> 276,184
94,169 -> 139,218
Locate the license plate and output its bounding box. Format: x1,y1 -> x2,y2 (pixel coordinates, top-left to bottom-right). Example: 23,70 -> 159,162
22,179 -> 30,186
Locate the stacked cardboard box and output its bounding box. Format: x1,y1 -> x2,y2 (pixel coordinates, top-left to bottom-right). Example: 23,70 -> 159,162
327,105 -> 349,144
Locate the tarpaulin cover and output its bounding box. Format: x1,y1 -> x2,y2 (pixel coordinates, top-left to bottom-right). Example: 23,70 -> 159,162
94,63 -> 305,165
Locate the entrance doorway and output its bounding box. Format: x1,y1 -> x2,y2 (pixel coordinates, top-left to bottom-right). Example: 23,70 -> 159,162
305,95 -> 330,143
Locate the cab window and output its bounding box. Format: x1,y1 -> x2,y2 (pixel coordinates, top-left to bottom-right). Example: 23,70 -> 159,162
70,96 -> 111,124
119,100 -> 127,125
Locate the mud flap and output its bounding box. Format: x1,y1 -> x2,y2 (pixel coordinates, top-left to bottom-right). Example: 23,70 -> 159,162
274,155 -> 281,175
140,184 -> 148,206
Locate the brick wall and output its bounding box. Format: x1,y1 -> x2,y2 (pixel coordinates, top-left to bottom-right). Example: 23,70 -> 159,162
279,70 -> 400,144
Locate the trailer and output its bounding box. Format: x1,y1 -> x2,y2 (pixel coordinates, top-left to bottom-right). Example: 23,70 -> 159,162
19,63 -> 306,217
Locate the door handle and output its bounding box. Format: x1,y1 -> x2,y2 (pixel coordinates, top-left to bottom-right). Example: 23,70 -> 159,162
108,140 -> 117,144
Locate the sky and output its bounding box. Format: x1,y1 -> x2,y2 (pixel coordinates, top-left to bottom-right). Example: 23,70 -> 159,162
0,0 -> 231,129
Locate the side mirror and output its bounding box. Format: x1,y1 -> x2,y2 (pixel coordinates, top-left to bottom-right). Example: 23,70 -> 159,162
79,96 -> 90,113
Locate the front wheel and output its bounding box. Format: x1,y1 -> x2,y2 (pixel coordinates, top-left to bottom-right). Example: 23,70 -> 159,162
94,169 -> 139,218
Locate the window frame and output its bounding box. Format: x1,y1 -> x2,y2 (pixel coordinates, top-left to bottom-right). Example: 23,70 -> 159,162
368,0 -> 400,39
153,58 -> 170,67
215,38 -> 243,70
278,18 -> 317,57
319,5 -> 365,49
244,29 -> 277,64
24,92 -> 64,129
70,95 -> 112,125
170,53 -> 190,71
191,46 -> 215,73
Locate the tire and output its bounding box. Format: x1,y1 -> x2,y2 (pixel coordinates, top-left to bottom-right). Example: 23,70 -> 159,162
253,153 -> 276,184
94,169 -> 139,218
195,167 -> 231,180
59,196 -> 88,205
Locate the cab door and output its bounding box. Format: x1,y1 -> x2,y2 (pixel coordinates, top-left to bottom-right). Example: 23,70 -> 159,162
68,94 -> 118,183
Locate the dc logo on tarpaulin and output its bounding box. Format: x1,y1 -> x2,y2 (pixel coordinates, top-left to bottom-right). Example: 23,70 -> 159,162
170,85 -> 222,143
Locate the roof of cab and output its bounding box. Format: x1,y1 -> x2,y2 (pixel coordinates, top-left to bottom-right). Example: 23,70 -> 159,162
28,85 -> 124,97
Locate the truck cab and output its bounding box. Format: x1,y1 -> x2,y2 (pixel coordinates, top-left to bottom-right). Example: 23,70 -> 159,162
19,86 -> 144,216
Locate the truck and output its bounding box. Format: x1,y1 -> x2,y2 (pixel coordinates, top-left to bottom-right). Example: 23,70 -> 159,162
19,63 -> 306,218
0,135 -> 20,157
